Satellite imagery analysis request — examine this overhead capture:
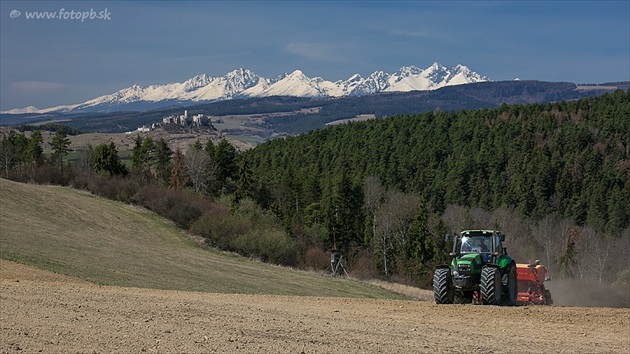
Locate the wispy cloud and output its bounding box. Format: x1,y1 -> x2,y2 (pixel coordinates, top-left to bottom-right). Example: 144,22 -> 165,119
388,29 -> 432,38
164,52 -> 253,63
386,28 -> 452,42
285,41 -> 355,63
10,81 -> 69,92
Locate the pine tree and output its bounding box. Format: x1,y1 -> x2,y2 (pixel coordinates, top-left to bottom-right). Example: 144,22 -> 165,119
406,201 -> 436,265
215,139 -> 238,193
93,142 -> 127,176
558,227 -> 578,279
232,156 -> 254,208
204,139 -> 215,157
130,135 -> 143,168
49,129 -> 71,172
26,130 -> 44,165
192,139 -> 203,151
8,133 -> 28,165
327,168 -> 364,254
140,137 -> 156,166
154,138 -> 173,183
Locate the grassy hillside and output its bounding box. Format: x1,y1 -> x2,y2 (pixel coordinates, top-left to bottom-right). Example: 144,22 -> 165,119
0,178 -> 405,299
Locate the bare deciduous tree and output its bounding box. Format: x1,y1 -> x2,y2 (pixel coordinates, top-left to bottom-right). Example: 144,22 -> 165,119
185,149 -> 217,194
529,214 -> 573,271
374,189 -> 419,274
363,176 -> 384,244
468,207 -> 493,229
0,137 -> 17,177
576,228 -> 613,283
490,205 -> 534,261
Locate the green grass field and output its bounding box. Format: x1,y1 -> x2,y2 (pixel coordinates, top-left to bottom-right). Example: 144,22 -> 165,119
0,178 -> 406,299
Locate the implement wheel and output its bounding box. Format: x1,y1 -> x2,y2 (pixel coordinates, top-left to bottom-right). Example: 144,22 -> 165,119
481,266 -> 502,305
543,288 -> 553,305
433,268 -> 454,304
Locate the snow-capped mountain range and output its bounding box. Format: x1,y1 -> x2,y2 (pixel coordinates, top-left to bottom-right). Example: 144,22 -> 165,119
5,63 -> 489,114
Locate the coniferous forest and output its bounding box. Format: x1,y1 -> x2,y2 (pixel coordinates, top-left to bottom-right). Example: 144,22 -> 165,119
248,90 -> 629,233
1,90 -> 629,289
244,90 -> 630,284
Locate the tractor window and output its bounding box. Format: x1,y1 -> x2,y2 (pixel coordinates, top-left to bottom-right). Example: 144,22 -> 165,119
460,236 -> 492,254
494,235 -> 502,251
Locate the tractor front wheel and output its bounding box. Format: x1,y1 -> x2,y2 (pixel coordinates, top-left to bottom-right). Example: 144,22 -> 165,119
433,268 -> 454,304
481,266 -> 502,305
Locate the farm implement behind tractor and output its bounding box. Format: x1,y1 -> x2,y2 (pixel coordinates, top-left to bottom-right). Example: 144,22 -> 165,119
434,230 -> 552,306
516,261 -> 552,305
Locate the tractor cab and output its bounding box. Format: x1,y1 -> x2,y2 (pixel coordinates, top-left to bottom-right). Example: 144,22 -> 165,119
459,236 -> 493,264
456,230 -> 506,264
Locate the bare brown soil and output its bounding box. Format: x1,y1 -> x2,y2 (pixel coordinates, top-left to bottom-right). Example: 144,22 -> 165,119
1,260 -> 628,353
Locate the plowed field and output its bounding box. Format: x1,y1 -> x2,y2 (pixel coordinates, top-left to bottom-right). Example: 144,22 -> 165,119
2,260 -> 628,353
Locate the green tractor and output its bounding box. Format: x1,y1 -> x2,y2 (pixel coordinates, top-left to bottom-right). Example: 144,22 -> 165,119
433,230 -> 517,305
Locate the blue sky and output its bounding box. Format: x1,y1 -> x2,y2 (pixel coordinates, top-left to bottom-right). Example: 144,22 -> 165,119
1,0 -> 628,111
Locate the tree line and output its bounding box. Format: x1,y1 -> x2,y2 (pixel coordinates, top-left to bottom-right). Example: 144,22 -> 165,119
0,90 -> 628,289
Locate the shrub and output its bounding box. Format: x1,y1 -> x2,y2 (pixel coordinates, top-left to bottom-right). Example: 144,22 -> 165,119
190,211 -> 246,250
190,197 -> 298,266
30,163 -> 67,185
614,267 -> 630,288
348,249 -> 377,279
303,247 -> 329,270
133,185 -> 216,228
234,198 -> 280,227
233,229 -> 297,265
88,175 -> 140,203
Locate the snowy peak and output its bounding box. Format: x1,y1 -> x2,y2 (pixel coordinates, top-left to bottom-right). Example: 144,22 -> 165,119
445,64 -> 489,85
224,68 -> 266,88
261,70 -> 329,97
5,63 -> 489,113
394,65 -> 423,78
2,106 -> 41,114
346,73 -> 363,82
423,62 -> 450,82
183,74 -> 212,91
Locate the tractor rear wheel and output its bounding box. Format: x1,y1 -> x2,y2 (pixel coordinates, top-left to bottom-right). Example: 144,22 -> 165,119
481,266 -> 502,305
433,268 -> 454,304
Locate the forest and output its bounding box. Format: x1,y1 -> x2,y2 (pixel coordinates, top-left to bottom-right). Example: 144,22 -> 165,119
244,89 -> 630,284
1,89 -> 629,289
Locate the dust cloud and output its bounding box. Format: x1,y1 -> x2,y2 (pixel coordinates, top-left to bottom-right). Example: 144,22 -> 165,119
546,279 -> 629,308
